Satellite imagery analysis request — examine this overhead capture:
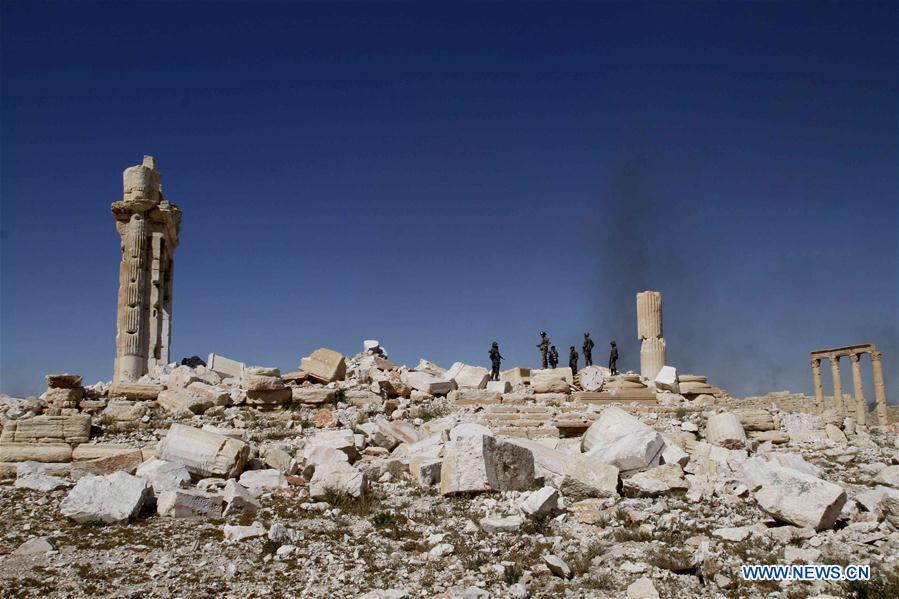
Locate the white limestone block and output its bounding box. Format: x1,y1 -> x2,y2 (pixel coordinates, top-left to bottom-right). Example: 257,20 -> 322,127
309,461 -> 369,499
480,515 -> 524,533
622,463 -> 688,497
157,488 -> 223,518
530,368 -> 570,394
449,422 -> 493,441
740,457 -> 846,531
485,380 -> 512,393
135,457 -> 191,493
207,353 -> 245,379
559,456 -> 620,500
581,406 -> 645,452
14,474 -> 69,492
0,442 -> 73,463
300,348 -> 347,383
627,577 -> 659,599
223,479 -> 261,516
769,452 -> 822,477
444,362 -> 490,389
155,424 -> 250,479
654,365 -> 678,392
238,469 -> 287,496
187,382 -> 231,406
584,427 -> 664,472
410,457 -> 442,487
60,471 -> 151,524
306,429 -> 359,461
543,555 -> 572,579
157,388 -> 213,414
13,537 -> 57,555
520,486 -> 559,520
402,371 -> 456,396
440,434 -> 534,495
223,523 -> 266,543
372,418 -> 419,449
659,436 -> 690,467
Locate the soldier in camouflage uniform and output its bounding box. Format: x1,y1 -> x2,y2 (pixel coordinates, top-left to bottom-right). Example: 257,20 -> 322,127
582,332 -> 594,366
609,340 -> 619,375
489,342 -> 503,381
569,346 -> 579,375
537,331 -> 550,369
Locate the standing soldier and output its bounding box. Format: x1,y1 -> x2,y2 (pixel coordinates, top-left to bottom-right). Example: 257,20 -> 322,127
608,340 -> 619,375
537,331 -> 550,369
569,346 -> 579,375
548,345 -> 559,369
488,342 -> 503,381
583,332 -> 594,366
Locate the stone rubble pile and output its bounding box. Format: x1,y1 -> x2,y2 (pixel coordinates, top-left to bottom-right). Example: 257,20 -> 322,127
0,338 -> 896,598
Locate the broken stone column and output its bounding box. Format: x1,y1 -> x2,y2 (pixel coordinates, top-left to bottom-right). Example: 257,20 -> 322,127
639,338 -> 666,382
636,291 -> 666,380
871,351 -> 888,426
849,354 -> 866,426
44,374 -> 84,416
636,291 -> 662,339
112,156 -> 182,383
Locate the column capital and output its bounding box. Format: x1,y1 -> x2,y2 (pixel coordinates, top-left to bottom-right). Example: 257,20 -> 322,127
849,353 -> 861,363
828,355 -> 840,364
810,358 -> 821,368
871,351 -> 882,362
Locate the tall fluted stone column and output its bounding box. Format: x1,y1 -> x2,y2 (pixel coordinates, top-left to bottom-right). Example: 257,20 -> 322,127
871,352 -> 889,426
112,156 -> 182,383
636,291 -> 662,340
829,357 -> 845,416
811,358 -> 824,414
640,337 -> 667,381
850,354 -> 866,425
636,291 -> 666,380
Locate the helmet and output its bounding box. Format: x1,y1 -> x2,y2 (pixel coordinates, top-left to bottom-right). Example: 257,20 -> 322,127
540,331 -> 546,337
584,332 -> 590,337
492,341 -> 498,347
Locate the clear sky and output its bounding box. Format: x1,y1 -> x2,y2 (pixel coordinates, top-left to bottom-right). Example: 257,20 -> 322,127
1,2 -> 896,401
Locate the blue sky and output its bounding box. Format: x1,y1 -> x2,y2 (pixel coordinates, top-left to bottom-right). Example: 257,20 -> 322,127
1,1 -> 896,401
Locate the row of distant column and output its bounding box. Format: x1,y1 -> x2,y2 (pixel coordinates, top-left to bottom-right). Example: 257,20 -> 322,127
810,350 -> 888,426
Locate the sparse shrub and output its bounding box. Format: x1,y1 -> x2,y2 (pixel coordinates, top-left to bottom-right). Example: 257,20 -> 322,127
613,526 -> 653,543
646,546 -> 696,573
372,511 -> 396,527
455,541 -> 487,571
418,402 -> 451,421
843,568 -> 899,599
581,570 -> 614,590
503,563 -> 522,584
321,488 -> 381,517
568,541 -> 607,576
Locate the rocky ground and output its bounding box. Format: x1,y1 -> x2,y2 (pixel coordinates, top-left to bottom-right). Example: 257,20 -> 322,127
0,346 -> 897,598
